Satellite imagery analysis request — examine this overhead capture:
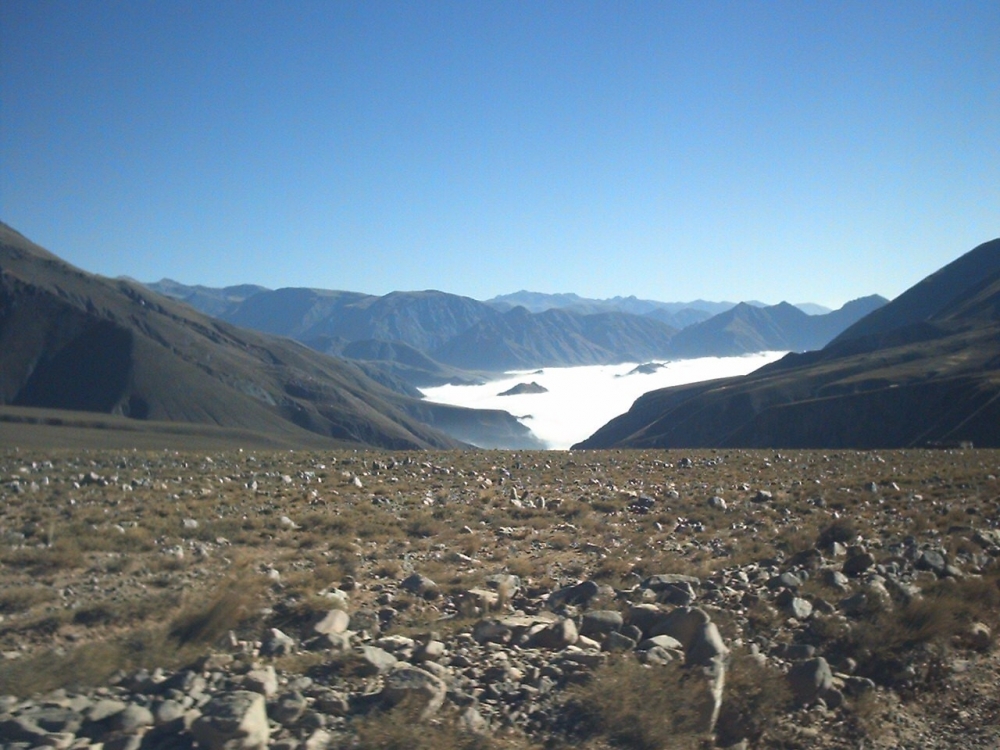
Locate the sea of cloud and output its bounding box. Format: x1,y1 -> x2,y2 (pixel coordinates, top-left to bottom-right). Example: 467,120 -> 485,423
420,351 -> 788,449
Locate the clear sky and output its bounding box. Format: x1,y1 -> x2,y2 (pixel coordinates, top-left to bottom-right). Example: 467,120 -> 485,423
2,1 -> 998,307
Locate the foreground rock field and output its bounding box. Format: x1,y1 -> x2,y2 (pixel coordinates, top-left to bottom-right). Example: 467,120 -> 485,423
1,447 -> 998,749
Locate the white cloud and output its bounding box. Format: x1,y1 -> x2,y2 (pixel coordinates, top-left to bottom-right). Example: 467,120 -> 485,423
420,352 -> 787,449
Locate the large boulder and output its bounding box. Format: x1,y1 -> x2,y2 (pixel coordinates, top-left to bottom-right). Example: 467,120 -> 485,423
380,666 -> 447,719
787,657 -> 834,706
191,691 -> 269,750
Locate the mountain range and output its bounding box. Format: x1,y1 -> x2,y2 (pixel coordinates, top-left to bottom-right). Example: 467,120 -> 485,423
8,218 -> 995,451
145,280 -> 885,379
575,238 -> 1000,449
0,223 -> 540,449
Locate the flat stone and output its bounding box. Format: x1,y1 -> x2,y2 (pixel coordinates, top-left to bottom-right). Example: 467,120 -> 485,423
580,610 -> 623,638
356,646 -> 398,675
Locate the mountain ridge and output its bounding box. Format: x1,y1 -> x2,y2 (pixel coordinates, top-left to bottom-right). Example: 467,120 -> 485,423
148,280 -> 882,376
574,238 -> 1000,450
0,222 -> 541,449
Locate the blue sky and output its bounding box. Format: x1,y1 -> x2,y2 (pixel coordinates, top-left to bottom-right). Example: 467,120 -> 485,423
2,1 -> 998,307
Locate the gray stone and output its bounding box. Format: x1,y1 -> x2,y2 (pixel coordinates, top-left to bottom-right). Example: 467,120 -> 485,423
260,628 -> 296,657
191,691 -> 270,750
688,622 -> 729,666
548,580 -> 600,609
243,666 -> 278,698
916,550 -> 948,575
415,639 -> 446,662
821,569 -> 850,591
459,706 -> 490,735
787,657 -> 833,706
303,728 -> 333,750
400,573 -> 439,599
268,691 -> 307,725
114,703 -> 154,732
785,597 -> 814,620
580,610 -> 623,638
312,609 -> 350,636
380,666 -> 447,719
602,631 -> 638,652
637,634 -> 684,651
648,606 -> 711,649
356,646 -> 398,675
530,618 -> 578,650
153,699 -> 187,726
85,699 -> 127,723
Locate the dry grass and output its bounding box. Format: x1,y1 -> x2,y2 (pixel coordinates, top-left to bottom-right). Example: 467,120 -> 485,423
565,657 -> 710,750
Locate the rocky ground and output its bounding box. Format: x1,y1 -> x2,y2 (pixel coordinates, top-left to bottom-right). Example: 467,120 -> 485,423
1,447 -> 998,749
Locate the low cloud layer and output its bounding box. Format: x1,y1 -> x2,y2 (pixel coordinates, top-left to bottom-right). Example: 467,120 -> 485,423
421,352 -> 787,449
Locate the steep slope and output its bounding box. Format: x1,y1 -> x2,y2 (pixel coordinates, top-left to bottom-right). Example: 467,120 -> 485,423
832,239 -> 1000,346
431,307 -> 679,370
576,239 -> 1000,450
664,297 -> 887,358
0,223 -> 535,449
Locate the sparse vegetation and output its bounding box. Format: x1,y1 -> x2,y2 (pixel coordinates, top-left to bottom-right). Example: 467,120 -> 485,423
0,446 -> 998,749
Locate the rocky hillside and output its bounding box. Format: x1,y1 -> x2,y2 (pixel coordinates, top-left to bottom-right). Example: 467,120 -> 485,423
0,223 -> 538,449
576,239 -> 1000,449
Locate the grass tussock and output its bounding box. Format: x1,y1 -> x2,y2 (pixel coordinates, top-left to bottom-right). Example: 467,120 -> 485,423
843,570 -> 1000,685
0,585 -> 57,614
715,651 -> 793,747
169,574 -> 267,647
566,657 -> 710,750
352,703 -> 525,750
0,575 -> 268,697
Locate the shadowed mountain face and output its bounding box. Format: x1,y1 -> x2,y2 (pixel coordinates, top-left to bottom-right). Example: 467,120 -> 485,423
575,238 -> 1000,450
663,296 -> 887,358
0,223 -> 540,449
